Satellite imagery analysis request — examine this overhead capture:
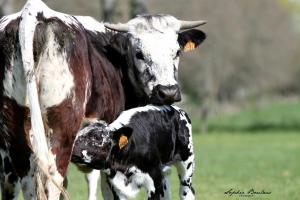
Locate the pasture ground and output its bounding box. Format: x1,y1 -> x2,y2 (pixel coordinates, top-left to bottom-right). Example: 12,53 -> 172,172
67,132 -> 300,200
67,101 -> 300,200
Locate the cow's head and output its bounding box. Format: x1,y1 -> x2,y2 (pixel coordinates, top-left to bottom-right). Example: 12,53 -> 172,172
105,15 -> 206,105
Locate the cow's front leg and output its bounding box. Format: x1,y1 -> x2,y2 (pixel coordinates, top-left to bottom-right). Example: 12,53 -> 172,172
100,171 -> 116,200
85,169 -> 100,200
175,155 -> 195,200
0,153 -> 21,200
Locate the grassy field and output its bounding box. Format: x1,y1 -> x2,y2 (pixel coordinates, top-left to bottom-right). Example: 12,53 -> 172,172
67,101 -> 300,200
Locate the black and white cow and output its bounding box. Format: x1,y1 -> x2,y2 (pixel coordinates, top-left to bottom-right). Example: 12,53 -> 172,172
0,0 -> 206,199
72,105 -> 195,200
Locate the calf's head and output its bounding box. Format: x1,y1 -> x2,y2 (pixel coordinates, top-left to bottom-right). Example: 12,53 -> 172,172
71,122 -> 112,169
71,122 -> 133,169
105,15 -> 206,105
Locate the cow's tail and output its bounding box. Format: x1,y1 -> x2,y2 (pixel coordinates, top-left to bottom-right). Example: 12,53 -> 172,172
19,1 -> 69,199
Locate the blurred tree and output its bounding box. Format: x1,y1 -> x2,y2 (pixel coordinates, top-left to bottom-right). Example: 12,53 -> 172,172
101,0 -> 117,21
280,0 -> 300,12
101,0 -> 147,21
0,0 -> 13,17
130,0 -> 147,17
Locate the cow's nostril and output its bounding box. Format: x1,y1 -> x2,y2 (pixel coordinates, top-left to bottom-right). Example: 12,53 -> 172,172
158,89 -> 167,99
158,86 -> 178,99
151,84 -> 181,105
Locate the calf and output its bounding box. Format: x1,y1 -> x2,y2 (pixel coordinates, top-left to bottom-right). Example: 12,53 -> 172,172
72,106 -> 195,200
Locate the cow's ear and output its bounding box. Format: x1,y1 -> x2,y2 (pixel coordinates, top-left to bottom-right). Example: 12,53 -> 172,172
112,127 -> 133,150
178,29 -> 206,52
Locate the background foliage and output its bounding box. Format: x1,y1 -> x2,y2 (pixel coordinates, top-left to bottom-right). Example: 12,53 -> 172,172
1,0 -> 299,199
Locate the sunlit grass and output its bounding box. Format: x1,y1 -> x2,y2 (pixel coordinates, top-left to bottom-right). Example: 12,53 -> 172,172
206,101 -> 300,132
67,132 -> 300,200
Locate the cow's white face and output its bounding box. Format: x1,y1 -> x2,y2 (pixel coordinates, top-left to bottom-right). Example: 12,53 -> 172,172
129,32 -> 180,104
127,16 -> 181,105
106,15 -> 206,105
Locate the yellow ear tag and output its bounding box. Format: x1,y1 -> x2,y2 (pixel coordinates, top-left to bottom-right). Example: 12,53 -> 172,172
119,134 -> 128,149
184,40 -> 196,52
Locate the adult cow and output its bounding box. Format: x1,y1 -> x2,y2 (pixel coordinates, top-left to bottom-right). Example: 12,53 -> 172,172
0,0 -> 206,199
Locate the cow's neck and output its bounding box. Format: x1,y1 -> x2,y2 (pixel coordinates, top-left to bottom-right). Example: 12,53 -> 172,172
100,31 -> 148,109
85,31 -> 146,122
121,68 -> 148,109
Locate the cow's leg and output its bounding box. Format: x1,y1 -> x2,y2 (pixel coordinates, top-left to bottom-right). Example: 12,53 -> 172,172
20,155 -> 39,200
160,166 -> 171,200
85,169 -> 100,200
100,171 -> 116,200
175,155 -> 195,200
0,98 -> 33,200
0,154 -> 21,200
160,176 -> 171,200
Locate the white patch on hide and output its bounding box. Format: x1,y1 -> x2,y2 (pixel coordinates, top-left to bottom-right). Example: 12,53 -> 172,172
36,28 -> 74,112
82,150 -> 92,163
109,166 -> 155,199
3,53 -> 27,106
75,16 -> 106,33
109,105 -> 172,131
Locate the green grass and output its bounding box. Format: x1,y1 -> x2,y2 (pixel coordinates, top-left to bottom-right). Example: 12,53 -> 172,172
65,101 -> 300,199
206,101 -> 300,132
67,132 -> 300,200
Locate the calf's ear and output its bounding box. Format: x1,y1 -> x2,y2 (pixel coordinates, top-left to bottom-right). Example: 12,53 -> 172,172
178,29 -> 206,52
112,127 -> 133,150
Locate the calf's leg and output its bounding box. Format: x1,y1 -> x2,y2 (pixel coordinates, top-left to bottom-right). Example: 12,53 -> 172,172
175,155 -> 195,200
147,169 -> 164,200
160,176 -> 171,200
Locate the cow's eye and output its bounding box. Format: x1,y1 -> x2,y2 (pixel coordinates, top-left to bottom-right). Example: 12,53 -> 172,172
136,51 -> 144,60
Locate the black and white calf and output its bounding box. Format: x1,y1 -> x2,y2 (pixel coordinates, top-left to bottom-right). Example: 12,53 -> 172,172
72,106 -> 195,200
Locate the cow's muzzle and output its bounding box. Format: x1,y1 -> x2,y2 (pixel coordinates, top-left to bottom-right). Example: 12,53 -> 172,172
150,84 -> 181,105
